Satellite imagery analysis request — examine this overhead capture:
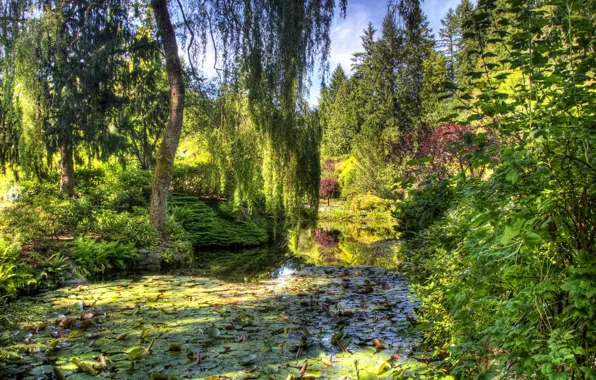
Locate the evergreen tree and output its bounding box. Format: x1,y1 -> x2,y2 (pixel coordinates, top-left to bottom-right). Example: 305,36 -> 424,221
7,1 -> 132,194
453,0 -> 477,88
439,8 -> 457,82
320,65 -> 358,157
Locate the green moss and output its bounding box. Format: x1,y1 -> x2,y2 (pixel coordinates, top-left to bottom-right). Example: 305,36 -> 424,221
169,195 -> 269,248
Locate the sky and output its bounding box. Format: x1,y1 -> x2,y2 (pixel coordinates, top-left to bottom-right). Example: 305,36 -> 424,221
197,0 -> 463,105
306,0 -> 463,104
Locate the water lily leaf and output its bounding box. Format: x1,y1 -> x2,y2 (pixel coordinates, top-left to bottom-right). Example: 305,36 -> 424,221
359,371 -> 379,380
126,346 -> 146,361
239,354 -> 258,365
209,327 -> 221,338
30,365 -> 54,376
149,371 -> 168,379
169,343 -> 182,351
140,328 -> 150,341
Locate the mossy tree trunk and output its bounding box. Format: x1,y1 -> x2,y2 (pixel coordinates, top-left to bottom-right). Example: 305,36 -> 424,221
150,0 -> 185,238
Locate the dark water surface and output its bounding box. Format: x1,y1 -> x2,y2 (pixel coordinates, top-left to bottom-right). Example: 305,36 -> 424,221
192,220 -> 400,283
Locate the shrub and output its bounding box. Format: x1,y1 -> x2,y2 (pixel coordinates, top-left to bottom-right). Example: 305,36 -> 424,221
349,193 -> 394,214
171,164 -> 221,196
101,167 -> 152,211
218,200 -> 238,220
0,237 -> 34,303
93,208 -> 158,248
337,156 -> 357,198
72,236 -> 137,278
168,195 -> 268,247
319,177 -> 340,205
394,175 -> 455,238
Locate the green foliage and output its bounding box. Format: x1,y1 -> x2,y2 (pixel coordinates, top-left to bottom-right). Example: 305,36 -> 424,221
171,163 -> 221,197
169,196 -> 268,248
0,237 -> 33,303
93,208 -> 158,248
394,175 -> 455,238
318,4 -> 449,198
337,157 -> 357,198
349,193 -> 395,216
396,0 -> 596,377
71,237 -> 137,278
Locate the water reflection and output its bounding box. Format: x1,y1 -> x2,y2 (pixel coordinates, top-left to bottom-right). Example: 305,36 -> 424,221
192,221 -> 400,282
290,221 -> 400,269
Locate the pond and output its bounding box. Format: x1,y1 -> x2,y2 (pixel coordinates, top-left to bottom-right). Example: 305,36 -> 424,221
1,222 -> 431,380
193,221 -> 401,283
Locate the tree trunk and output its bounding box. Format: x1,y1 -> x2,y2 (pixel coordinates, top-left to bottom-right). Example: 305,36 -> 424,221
59,133 -> 75,196
150,0 -> 185,238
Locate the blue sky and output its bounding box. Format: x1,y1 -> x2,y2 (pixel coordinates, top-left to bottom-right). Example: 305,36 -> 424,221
306,0 -> 463,104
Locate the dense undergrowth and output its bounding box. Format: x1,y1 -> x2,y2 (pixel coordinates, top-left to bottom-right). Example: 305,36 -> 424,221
391,1 -> 596,377
0,165 -> 272,304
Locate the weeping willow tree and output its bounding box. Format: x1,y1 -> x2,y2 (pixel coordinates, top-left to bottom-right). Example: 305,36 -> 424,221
149,0 -> 347,236
204,87 -> 321,223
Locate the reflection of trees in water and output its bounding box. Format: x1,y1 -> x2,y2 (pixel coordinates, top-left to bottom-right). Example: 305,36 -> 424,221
193,240 -> 300,282
292,223 -> 399,268
198,223 -> 401,282
314,229 -> 340,248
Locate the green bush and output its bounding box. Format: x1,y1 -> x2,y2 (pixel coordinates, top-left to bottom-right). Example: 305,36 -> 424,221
217,199 -> 238,220
93,208 -> 158,248
0,237 -> 34,303
348,192 -> 395,218
72,236 -> 137,278
98,166 -> 152,211
394,175 -> 455,238
171,163 -> 221,196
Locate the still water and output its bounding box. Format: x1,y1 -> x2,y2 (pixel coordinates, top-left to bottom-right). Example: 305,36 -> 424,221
192,221 -> 401,282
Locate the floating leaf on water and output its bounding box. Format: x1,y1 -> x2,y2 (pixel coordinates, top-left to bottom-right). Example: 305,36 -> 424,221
126,346 -> 146,361
209,327 -> 221,338
60,318 -> 75,328
140,328 -> 150,341
30,365 -> 54,376
239,354 -> 258,365
299,362 -> 308,376
372,339 -> 386,351
359,371 -> 379,380
116,332 -> 129,340
98,355 -> 107,370
72,358 -> 98,375
46,339 -> 60,354
79,319 -> 94,329
169,343 -> 182,351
